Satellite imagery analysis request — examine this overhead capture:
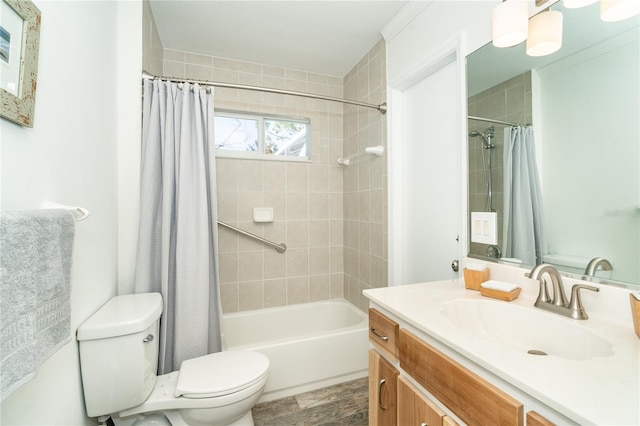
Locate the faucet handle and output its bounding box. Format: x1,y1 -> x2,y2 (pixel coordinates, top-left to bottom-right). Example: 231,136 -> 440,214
568,284 -> 600,320
535,277 -> 551,305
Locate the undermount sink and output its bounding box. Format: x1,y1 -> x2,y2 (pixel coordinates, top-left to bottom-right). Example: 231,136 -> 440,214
440,299 -> 613,360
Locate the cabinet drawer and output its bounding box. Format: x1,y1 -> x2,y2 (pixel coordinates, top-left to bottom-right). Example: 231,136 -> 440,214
369,308 -> 399,360
526,411 -> 555,426
399,329 -> 523,426
398,376 -> 446,426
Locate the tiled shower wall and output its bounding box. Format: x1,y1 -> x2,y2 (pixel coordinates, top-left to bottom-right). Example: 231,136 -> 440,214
164,50 -> 345,313
467,71 -> 532,259
162,41 -> 387,313
342,40 -> 388,311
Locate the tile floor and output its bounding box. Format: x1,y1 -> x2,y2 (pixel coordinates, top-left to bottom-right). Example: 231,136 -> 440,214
252,377 -> 369,426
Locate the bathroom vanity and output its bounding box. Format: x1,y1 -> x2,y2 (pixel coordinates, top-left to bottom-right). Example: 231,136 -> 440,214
364,268 -> 640,425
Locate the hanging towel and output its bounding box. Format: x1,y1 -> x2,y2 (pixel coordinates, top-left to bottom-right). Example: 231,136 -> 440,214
0,210 -> 75,402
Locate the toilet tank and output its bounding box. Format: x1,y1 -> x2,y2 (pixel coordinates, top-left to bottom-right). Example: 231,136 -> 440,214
77,293 -> 163,417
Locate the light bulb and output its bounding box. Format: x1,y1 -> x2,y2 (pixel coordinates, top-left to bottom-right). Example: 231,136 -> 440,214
526,10 -> 563,57
563,0 -> 598,8
601,0 -> 640,21
492,0 -> 529,48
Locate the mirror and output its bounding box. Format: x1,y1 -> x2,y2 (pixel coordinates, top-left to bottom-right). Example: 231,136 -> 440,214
466,2 -> 639,287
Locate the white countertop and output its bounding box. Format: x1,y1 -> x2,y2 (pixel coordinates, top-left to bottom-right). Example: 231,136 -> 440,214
364,278 -> 640,425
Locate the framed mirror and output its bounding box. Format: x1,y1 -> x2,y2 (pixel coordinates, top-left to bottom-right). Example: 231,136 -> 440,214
0,0 -> 41,127
466,1 -> 639,287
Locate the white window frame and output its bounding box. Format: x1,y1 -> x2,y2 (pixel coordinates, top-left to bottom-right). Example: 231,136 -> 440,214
214,110 -> 312,162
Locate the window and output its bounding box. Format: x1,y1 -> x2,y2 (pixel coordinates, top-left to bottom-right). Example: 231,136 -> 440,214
214,110 -> 311,161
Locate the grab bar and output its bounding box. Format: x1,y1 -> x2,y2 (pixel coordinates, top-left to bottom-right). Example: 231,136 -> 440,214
217,220 -> 287,253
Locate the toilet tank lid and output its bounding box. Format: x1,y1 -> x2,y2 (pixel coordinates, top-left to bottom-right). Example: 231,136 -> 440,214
77,293 -> 163,341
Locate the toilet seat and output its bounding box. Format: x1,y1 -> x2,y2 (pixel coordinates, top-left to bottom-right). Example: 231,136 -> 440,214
118,351 -> 270,418
175,351 -> 270,398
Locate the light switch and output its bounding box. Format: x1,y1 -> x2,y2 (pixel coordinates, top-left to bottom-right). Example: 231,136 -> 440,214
470,212 -> 497,245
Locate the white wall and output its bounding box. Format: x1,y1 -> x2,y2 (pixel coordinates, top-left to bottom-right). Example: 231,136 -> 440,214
538,36 -> 639,283
384,0 -> 560,282
384,1 -> 495,285
1,1 -> 142,424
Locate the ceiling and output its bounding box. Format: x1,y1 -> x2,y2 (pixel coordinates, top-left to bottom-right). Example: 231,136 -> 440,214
149,1 -> 409,78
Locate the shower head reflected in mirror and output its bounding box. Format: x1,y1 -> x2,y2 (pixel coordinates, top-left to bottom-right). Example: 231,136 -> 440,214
469,127 -> 495,149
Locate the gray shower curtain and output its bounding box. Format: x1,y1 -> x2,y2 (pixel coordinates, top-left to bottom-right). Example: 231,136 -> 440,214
503,126 -> 547,266
135,79 -> 222,374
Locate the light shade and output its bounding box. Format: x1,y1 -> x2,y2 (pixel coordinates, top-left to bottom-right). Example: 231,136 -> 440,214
526,10 -> 563,57
563,0 -> 598,8
492,0 -> 529,48
601,0 -> 640,22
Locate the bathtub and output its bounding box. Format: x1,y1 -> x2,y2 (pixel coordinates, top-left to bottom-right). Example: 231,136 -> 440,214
222,299 -> 369,402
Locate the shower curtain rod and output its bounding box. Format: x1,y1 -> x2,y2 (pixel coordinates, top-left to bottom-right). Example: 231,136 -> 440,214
142,70 -> 387,115
468,115 -> 519,127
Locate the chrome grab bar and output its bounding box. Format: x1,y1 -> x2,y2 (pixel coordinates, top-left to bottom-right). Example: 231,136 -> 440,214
217,220 -> 287,253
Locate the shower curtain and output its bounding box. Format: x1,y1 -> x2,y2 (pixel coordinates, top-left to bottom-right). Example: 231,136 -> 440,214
135,79 -> 222,374
503,126 -> 546,266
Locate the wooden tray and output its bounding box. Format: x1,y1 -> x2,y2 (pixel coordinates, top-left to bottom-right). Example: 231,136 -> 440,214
463,268 -> 490,291
480,286 -> 521,301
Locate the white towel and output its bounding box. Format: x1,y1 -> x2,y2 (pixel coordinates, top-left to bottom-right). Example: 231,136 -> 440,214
466,260 -> 487,271
1,210 -> 75,401
480,280 -> 519,293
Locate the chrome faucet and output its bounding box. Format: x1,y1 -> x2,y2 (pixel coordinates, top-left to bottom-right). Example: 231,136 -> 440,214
529,264 -> 599,320
584,257 -> 613,277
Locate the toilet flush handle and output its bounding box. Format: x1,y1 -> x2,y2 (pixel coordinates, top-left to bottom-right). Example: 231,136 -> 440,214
143,334 -> 154,343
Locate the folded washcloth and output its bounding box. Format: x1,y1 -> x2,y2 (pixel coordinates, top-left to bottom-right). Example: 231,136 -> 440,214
466,261 -> 487,271
1,209 -> 75,402
481,280 -> 519,293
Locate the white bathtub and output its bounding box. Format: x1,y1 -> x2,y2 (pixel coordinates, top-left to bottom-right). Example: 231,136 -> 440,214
222,299 -> 369,402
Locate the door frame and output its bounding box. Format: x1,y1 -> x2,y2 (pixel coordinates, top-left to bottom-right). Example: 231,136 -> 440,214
387,35 -> 469,286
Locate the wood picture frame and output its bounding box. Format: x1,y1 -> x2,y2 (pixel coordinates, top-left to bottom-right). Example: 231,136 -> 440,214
0,0 -> 41,127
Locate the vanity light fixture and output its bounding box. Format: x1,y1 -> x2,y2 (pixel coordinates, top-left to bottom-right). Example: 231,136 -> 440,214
526,9 -> 563,56
600,0 -> 640,21
563,0 -> 598,7
492,0 -> 529,47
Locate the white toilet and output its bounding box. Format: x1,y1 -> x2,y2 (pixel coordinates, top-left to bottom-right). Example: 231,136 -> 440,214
77,293 -> 269,426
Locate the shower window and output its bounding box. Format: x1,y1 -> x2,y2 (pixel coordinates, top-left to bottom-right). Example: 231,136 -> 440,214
214,110 -> 311,161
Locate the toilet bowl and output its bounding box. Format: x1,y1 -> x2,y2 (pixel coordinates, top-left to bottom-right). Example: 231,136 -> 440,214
77,293 -> 269,426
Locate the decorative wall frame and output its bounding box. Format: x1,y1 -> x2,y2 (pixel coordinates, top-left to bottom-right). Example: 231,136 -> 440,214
0,0 -> 41,127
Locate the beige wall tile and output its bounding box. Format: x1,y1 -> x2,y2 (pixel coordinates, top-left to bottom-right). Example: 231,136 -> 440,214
219,252 -> 238,284
309,247 -> 330,275
264,249 -> 286,279
220,283 -> 238,313
309,193 -> 330,220
238,250 -> 264,282
309,220 -> 330,248
286,163 -> 309,192
310,274 -> 331,301
287,248 -> 309,277
217,191 -> 238,222
169,47 -> 392,312
331,273 -> 344,299
264,279 -> 287,307
239,281 -> 264,311
286,193 -> 309,220
287,221 -> 309,248
287,276 -> 309,304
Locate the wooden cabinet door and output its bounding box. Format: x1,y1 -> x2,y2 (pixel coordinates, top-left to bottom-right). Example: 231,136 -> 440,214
369,349 -> 399,426
527,411 -> 556,426
398,376 -> 446,426
399,329 -> 523,426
